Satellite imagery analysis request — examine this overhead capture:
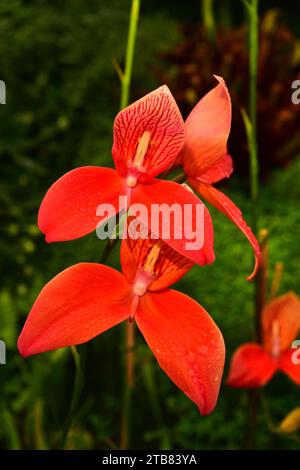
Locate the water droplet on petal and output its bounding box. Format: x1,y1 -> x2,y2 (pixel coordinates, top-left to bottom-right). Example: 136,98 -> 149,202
187,351 -> 196,363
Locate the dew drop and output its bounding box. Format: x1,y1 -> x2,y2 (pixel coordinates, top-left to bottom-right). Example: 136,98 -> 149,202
198,345 -> 209,355
187,351 -> 196,363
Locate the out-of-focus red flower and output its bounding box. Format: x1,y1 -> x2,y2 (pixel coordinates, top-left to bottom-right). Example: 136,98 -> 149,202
178,76 -> 261,281
37,85 -> 214,266
227,293 -> 300,388
18,227 -> 225,415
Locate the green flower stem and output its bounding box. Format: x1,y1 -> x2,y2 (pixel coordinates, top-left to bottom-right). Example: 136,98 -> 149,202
241,0 -> 260,337
255,229 -> 268,342
120,0 -> 140,110
142,359 -> 172,449
201,0 -> 216,45
34,398 -> 47,449
60,345 -> 85,449
250,3 -> 259,203
243,0 -> 260,450
270,261 -> 283,299
118,0 -> 140,450
173,173 -> 186,184
248,0 -> 259,229
120,321 -> 135,449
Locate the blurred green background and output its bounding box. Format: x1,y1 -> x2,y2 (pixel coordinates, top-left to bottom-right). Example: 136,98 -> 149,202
0,0 -> 300,450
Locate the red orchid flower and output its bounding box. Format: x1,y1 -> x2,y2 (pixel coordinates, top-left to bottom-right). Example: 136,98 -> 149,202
227,292 -> 300,388
17,231 -> 225,415
178,76 -> 261,281
37,86 -> 214,266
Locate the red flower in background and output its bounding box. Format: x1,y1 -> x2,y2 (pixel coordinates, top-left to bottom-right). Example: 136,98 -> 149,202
227,293 -> 300,388
17,226 -> 225,415
37,85 -> 214,266
178,76 -> 261,280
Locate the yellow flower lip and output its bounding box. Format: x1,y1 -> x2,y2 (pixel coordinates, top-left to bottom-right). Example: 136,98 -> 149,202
133,130 -> 151,169
132,243 -> 164,298
143,240 -> 164,275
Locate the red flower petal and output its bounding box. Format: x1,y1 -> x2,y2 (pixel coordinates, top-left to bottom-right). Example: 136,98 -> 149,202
181,76 -> 232,177
17,264 -> 131,357
226,343 -> 277,388
189,179 -> 261,281
198,154 -> 233,184
262,292 -> 300,353
112,86 -> 184,178
131,179 -> 215,266
121,231 -> 194,291
136,289 -> 225,415
38,167 -> 124,242
278,349 -> 300,386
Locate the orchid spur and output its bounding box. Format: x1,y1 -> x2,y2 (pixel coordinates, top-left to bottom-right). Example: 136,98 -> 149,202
227,293 -> 300,388
18,230 -> 225,415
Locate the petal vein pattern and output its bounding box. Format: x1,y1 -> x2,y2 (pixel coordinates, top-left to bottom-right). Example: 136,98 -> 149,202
113,85 -> 185,178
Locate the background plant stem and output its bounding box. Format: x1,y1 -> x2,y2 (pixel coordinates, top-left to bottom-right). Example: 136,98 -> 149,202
270,261 -> 283,299
60,345 -> 85,449
243,0 -> 260,450
255,229 -> 268,342
142,359 -> 172,449
120,321 -> 135,449
248,0 -> 259,231
201,0 -> 216,45
120,0 -> 140,110
118,0 -> 140,449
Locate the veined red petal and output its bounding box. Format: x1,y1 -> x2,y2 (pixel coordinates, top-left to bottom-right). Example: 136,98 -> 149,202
121,229 -> 194,291
262,292 -> 300,353
278,349 -> 300,386
38,167 -> 124,242
112,85 -> 184,178
181,76 -> 232,177
198,154 -> 233,184
136,289 -> 225,415
189,179 -> 261,281
17,264 -> 131,357
131,179 -> 215,266
226,343 -> 277,388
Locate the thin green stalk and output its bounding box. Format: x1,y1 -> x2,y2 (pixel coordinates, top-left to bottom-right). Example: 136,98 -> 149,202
201,0 -> 216,44
120,321 -> 135,449
117,0 -> 140,449
1,407 -> 21,450
34,398 -> 47,449
142,359 -> 172,449
242,0 -> 259,231
247,0 -> 260,337
245,389 -> 259,449
173,173 -> 186,184
60,345 -> 85,449
243,0 -> 260,451
270,261 -> 283,299
254,228 -> 268,341
120,0 -> 140,110
248,0 -> 259,230
241,0 -> 261,335
101,0 -> 140,261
